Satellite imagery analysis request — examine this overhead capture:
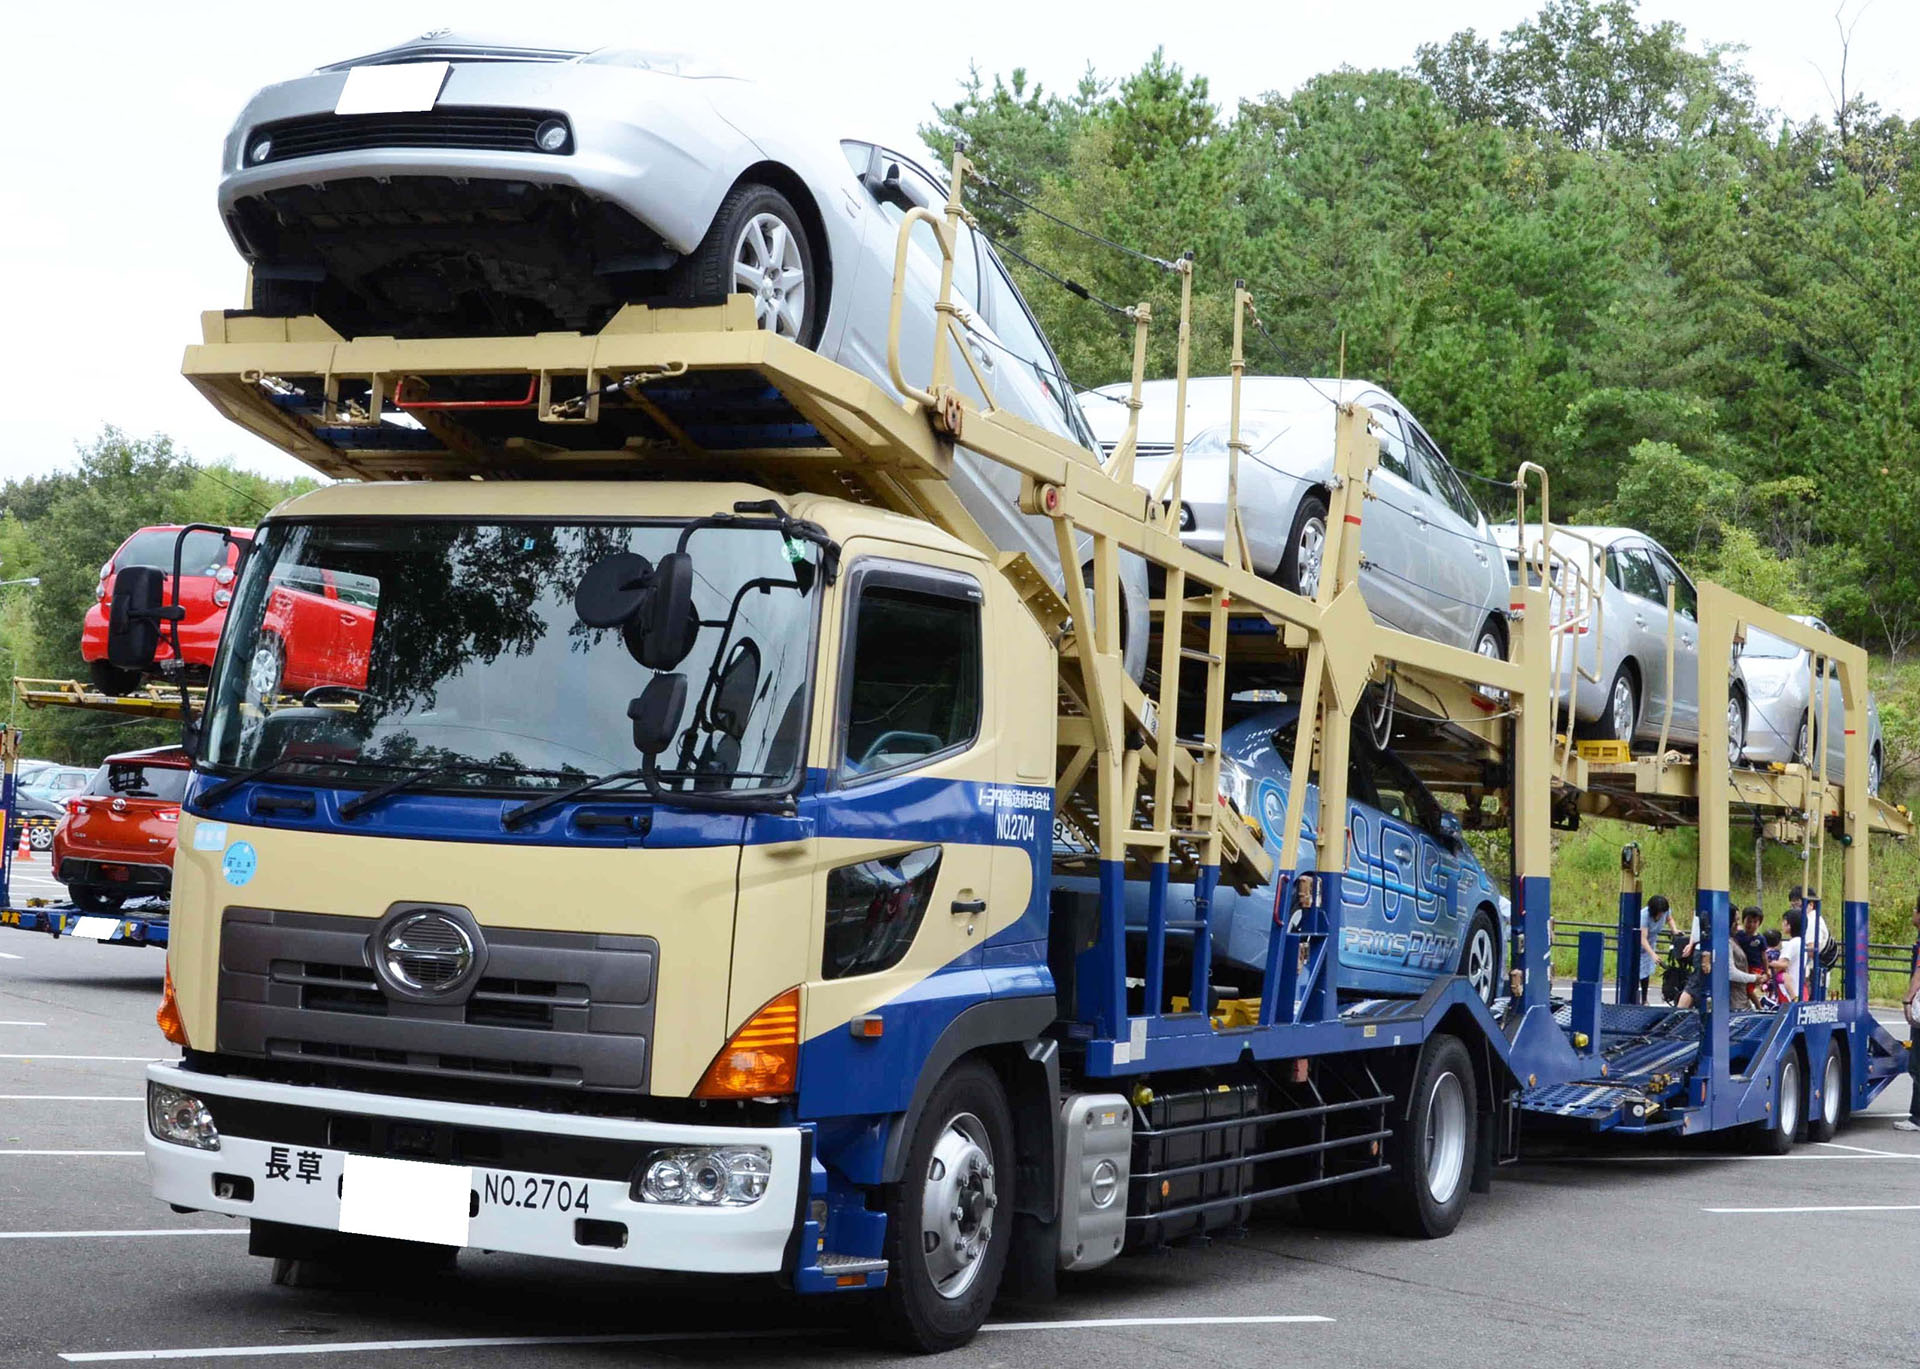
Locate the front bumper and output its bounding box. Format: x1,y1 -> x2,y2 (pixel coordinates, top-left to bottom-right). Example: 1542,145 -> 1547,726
144,1062 -> 805,1275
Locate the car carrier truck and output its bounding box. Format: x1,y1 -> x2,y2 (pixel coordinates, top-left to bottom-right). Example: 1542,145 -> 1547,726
123,161 -> 1910,1351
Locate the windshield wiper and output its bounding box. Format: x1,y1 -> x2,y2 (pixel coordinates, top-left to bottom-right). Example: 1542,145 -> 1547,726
501,768 -> 651,830
195,756 -> 382,809
338,762 -> 586,819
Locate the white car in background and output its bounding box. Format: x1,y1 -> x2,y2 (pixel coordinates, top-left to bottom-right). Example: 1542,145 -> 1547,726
1080,376 -> 1511,658
1739,616 -> 1885,795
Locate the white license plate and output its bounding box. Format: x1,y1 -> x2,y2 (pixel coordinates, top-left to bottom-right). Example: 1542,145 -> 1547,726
335,61 -> 450,116
338,1153 -> 471,1247
68,915 -> 120,940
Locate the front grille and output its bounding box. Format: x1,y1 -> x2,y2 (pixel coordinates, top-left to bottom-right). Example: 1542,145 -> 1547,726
248,109 -> 571,163
218,907 -> 655,1092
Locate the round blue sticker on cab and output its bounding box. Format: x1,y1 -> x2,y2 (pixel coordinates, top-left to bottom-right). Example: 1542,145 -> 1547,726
222,841 -> 258,887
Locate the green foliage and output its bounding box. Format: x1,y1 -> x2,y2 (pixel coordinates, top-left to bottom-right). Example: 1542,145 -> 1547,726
0,428 -> 313,764
923,0 -> 1920,651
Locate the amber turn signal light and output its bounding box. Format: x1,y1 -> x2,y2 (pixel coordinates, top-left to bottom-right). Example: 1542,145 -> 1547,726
157,962 -> 188,1047
694,987 -> 800,1099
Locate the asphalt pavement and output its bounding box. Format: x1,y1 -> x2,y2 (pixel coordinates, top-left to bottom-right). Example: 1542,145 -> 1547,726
3,925 -> 1918,1368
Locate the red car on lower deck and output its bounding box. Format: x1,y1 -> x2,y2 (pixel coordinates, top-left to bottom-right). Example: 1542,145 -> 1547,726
52,747 -> 191,913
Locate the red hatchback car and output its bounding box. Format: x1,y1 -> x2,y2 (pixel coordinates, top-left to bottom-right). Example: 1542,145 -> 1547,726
53,747 -> 190,913
82,526 -> 252,694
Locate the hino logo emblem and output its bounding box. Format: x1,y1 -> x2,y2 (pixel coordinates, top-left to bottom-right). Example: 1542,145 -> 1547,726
376,909 -> 478,997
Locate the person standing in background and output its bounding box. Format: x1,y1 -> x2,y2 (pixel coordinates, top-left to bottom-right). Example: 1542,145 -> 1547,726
1897,893 -> 1920,1134
1637,894 -> 1672,1005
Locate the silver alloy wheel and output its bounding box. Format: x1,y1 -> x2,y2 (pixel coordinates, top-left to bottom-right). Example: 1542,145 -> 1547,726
1778,1055 -> 1801,1140
1821,1050 -> 1842,1129
920,1111 -> 997,1301
1794,720 -> 1810,764
1465,923 -> 1496,1005
733,211 -> 806,338
28,826 -> 52,850
1870,748 -> 1882,796
1610,674 -> 1635,740
1424,1071 -> 1468,1205
247,640 -> 281,703
1727,695 -> 1745,767
1293,515 -> 1326,599
1476,630 -> 1502,659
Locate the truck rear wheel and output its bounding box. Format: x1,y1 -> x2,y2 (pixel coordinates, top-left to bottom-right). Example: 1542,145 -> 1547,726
1374,1034 -> 1477,1238
1752,1049 -> 1803,1155
877,1059 -> 1013,1352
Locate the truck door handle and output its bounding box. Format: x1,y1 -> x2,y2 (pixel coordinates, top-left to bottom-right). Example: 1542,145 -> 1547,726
951,897 -> 987,916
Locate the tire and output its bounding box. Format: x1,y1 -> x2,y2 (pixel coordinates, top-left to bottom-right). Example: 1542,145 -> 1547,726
1727,687 -> 1747,768
247,635 -> 285,708
1373,1035 -> 1477,1238
1582,664 -> 1638,744
1869,744 -> 1883,797
88,660 -> 142,696
1752,1049 -> 1803,1155
1473,617 -> 1507,662
69,885 -> 126,914
676,182 -> 821,346
1458,910 -> 1500,1007
249,274 -> 318,318
1079,559 -> 1148,684
1806,1039 -> 1845,1143
1276,494 -> 1330,600
877,1060 -> 1014,1353
1793,719 -> 1810,765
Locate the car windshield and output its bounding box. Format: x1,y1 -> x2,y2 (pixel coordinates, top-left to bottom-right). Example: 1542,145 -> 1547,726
90,762 -> 190,803
201,518 -> 823,798
117,530 -> 237,576
1742,629 -> 1805,660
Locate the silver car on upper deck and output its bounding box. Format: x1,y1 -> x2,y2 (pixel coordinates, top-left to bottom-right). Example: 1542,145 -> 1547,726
1738,615 -> 1884,795
1079,377 -> 1512,658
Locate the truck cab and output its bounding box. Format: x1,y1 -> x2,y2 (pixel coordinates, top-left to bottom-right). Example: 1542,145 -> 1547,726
148,478 -> 1059,1331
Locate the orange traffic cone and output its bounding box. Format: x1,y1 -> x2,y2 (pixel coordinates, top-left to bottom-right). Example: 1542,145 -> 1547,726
15,825 -> 28,861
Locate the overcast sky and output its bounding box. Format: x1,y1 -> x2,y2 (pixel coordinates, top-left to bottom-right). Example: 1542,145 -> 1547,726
0,1 -> 1910,486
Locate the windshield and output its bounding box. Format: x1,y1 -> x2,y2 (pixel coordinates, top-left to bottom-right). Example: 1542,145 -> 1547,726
1742,629 -> 1806,660
201,518 -> 822,798
117,529 -> 238,576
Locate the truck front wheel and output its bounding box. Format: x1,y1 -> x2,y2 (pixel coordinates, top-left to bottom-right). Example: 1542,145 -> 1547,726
878,1059 -> 1014,1352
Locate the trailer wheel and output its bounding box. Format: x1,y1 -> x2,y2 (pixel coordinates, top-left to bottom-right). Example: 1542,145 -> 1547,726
1753,1049 -> 1803,1155
1378,1034 -> 1477,1238
1805,1039 -> 1845,1143
878,1059 -> 1013,1352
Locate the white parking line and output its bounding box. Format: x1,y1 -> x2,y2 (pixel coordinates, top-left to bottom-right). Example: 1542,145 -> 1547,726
1703,1204 -> 1920,1214
0,1229 -> 244,1240
0,1095 -> 141,1101
1530,1152 -> 1920,1163
0,951 -> 23,960
0,1020 -> 46,1026
0,1150 -> 142,1157
1816,1140 -> 1905,1157
60,1313 -> 1335,1362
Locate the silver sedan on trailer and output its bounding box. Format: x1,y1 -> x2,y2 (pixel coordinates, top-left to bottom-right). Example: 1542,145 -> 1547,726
1079,376 -> 1512,658
1738,616 -> 1885,795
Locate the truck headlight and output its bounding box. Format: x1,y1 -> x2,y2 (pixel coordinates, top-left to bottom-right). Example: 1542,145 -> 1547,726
636,1146 -> 772,1206
148,1083 -> 219,1151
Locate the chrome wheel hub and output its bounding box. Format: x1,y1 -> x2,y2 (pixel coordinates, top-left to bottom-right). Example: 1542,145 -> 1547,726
247,644 -> 280,701
1611,679 -> 1634,737
1727,697 -> 1744,766
1424,1072 -> 1468,1205
1295,517 -> 1326,598
1780,1057 -> 1800,1137
733,212 -> 806,339
1466,926 -> 1495,1004
920,1112 -> 996,1300
1822,1053 -> 1842,1127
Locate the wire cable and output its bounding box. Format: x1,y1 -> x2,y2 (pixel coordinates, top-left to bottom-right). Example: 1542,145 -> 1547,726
988,237 -> 1137,320
968,173 -> 1182,272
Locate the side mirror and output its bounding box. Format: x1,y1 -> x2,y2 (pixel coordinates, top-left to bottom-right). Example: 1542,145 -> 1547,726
860,161 -> 915,213
106,567 -> 167,669
628,673 -> 688,757
1439,811 -> 1464,846
574,551 -> 700,671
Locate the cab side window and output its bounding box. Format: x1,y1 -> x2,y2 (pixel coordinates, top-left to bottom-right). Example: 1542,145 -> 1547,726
1366,746 -> 1444,838
1410,424 -> 1482,526
1615,546 -> 1666,603
1649,549 -> 1697,620
839,567 -> 982,780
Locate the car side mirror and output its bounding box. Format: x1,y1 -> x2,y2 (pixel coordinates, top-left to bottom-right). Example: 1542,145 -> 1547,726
1439,811 -> 1464,847
861,162 -> 915,213
628,673 -> 687,756
106,567 -> 170,669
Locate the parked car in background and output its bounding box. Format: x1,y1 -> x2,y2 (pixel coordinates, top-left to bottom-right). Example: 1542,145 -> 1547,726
1738,616 -> 1885,795
52,748 -> 190,912
1080,376 -> 1511,659
218,31 -> 1150,678
1492,524 -> 1742,760
82,525 -> 251,694
1060,704 -> 1510,1006
11,790 -> 67,851
22,765 -> 92,807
